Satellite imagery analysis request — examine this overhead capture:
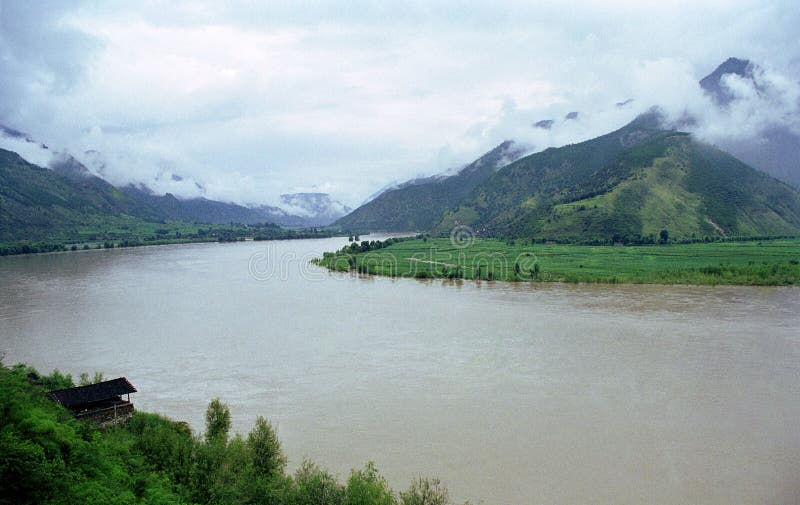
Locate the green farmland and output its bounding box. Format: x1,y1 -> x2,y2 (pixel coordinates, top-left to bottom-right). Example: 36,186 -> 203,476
316,237 -> 800,285
0,217 -> 338,256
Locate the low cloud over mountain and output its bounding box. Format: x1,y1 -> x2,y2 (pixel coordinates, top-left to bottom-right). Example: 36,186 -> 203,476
2,1 -> 799,206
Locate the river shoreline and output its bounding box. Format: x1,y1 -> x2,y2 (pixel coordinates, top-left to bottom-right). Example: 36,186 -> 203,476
315,236 -> 800,286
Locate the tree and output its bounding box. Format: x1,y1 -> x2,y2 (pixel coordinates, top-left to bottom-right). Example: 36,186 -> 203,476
345,462 -> 394,505
399,477 -> 449,505
247,416 -> 286,478
78,371 -> 104,386
40,369 -> 74,390
205,398 -> 231,444
659,229 -> 669,244
293,459 -> 345,505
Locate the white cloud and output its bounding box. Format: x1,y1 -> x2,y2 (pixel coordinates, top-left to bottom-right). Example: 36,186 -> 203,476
1,0 -> 799,206
0,135 -> 53,168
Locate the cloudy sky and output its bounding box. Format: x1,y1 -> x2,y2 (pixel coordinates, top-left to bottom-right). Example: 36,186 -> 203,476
1,0 -> 799,207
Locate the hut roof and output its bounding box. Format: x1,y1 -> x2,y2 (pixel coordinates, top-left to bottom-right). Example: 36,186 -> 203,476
47,377 -> 137,408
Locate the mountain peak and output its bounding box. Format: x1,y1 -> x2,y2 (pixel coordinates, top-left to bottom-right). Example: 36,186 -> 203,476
717,57 -> 751,74
696,57 -> 800,188
334,140 -> 526,232
700,57 -> 755,105
430,114 -> 800,242
625,108 -> 666,131
49,153 -> 93,181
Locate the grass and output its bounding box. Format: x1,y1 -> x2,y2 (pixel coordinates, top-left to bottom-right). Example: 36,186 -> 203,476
316,237 -> 800,285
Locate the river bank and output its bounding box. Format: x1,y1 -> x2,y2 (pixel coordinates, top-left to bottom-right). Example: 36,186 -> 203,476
315,237 -> 800,285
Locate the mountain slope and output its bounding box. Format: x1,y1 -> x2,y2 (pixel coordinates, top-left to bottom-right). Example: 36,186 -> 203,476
434,112 -> 665,235
118,186 -> 311,227
334,140 -> 525,231
434,114 -> 800,243
0,148 -> 343,242
0,149 -> 159,241
2,124 -> 350,229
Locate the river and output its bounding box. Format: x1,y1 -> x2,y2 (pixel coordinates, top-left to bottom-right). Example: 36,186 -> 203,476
1,236 -> 798,504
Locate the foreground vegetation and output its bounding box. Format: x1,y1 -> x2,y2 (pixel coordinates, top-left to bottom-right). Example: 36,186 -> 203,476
315,236 -> 800,285
0,362 -> 464,505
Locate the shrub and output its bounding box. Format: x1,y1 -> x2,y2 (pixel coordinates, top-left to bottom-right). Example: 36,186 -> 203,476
400,477 -> 449,505
345,462 -> 395,505
293,459 -> 345,505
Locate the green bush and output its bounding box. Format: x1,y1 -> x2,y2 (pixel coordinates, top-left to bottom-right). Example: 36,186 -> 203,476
0,363 -> 458,505
345,462 -> 395,505
292,460 -> 346,505
400,477 -> 450,505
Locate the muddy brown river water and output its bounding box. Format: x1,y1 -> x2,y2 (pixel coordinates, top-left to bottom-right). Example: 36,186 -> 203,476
1,237 -> 798,504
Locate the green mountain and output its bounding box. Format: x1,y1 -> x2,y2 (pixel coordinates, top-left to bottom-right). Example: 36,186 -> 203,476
120,187 -> 351,227
118,186 -> 305,227
0,149 -> 161,242
434,113 -> 800,243
333,140 -> 525,231
0,148 -> 337,243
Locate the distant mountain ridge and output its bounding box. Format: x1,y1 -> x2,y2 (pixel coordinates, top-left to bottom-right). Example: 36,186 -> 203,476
0,125 -> 351,230
332,57 -> 800,239
4,56 -> 799,244
0,147 -> 348,242
333,140 -> 526,231
434,111 -> 800,242
280,193 -> 352,226
119,186 -> 311,227
333,110 -> 800,243
699,57 -> 800,188
0,148 -> 151,242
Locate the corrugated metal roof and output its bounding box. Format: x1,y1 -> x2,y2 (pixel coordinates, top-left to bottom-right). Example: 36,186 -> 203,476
47,377 -> 137,408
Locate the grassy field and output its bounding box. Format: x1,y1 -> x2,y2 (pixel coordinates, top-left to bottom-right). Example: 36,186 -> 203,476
316,237 -> 800,285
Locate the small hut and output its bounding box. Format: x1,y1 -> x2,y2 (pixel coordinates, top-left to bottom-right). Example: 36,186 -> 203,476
47,377 -> 137,423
